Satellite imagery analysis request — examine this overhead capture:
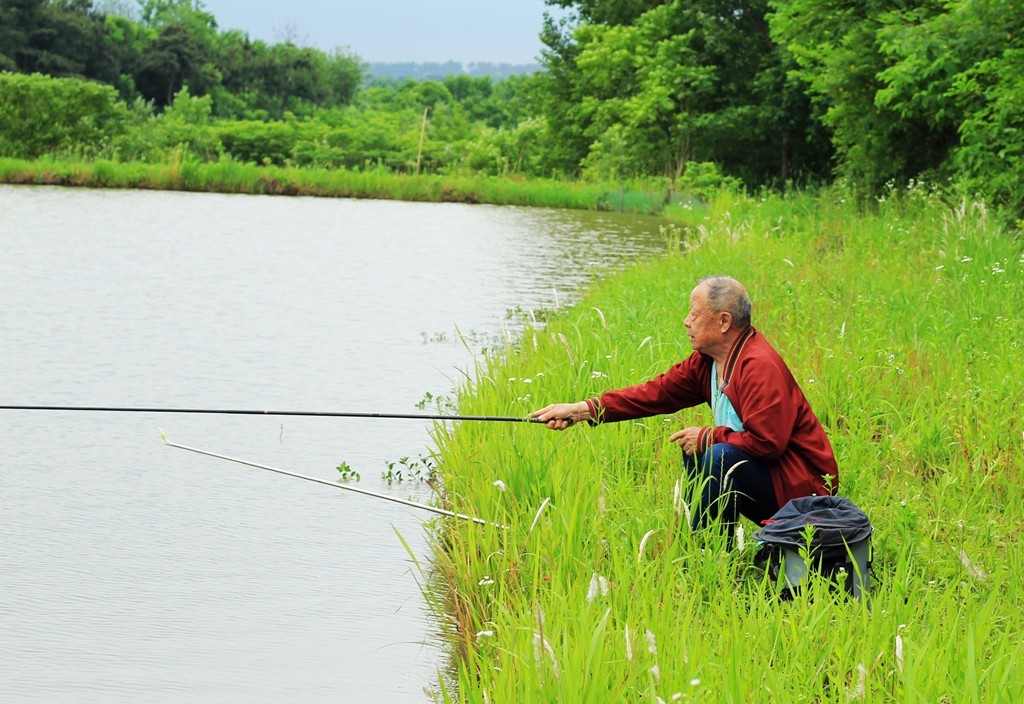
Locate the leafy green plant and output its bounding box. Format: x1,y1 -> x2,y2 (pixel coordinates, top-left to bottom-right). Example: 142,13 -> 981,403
381,454 -> 438,484
335,461 -> 360,482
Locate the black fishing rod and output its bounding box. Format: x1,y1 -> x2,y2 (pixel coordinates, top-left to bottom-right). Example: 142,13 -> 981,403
0,404 -> 568,424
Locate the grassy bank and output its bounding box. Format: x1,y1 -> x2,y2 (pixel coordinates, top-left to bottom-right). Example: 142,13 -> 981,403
426,185 -> 1024,701
0,156 -> 670,214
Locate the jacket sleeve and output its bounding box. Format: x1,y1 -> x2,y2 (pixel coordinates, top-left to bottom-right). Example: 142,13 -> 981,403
594,353 -> 710,423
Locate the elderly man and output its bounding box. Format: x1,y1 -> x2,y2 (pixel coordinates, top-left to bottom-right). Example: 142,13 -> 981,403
532,275 -> 838,532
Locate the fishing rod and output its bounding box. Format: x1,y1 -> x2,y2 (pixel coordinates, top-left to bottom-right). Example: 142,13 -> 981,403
160,431 -> 505,528
0,404 -> 567,424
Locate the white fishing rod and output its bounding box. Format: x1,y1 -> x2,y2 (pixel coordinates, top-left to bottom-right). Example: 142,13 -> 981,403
160,431 -> 504,528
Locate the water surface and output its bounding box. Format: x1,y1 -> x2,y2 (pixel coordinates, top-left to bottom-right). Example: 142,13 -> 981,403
0,185 -> 664,702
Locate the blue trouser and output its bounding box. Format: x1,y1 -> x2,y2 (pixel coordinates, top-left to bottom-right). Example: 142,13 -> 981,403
683,443 -> 779,532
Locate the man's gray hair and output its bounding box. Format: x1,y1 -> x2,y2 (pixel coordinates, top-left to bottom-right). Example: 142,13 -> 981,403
699,275 -> 752,329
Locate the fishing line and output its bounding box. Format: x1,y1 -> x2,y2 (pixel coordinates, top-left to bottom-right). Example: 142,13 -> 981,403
160,431 -> 505,528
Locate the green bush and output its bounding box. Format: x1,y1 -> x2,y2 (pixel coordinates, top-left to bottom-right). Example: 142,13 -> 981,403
0,72 -> 127,158
216,119 -> 321,166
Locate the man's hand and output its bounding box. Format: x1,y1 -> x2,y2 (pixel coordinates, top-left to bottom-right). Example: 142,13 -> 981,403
669,426 -> 703,455
531,402 -> 590,430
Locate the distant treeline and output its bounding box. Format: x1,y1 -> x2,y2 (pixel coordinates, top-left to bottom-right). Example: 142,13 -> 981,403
0,0 -> 362,118
1,0 -> 1022,214
367,62 -> 543,81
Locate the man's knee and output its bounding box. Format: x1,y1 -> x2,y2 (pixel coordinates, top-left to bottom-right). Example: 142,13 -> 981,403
702,443 -> 751,477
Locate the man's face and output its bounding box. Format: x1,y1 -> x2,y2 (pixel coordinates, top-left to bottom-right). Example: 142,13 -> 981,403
684,284 -> 719,354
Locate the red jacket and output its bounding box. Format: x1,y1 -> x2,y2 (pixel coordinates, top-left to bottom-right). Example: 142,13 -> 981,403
586,327 -> 838,506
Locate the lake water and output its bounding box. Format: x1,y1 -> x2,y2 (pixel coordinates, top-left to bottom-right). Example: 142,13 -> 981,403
0,185 -> 664,702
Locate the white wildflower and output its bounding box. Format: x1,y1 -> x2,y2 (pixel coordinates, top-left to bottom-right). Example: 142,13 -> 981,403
591,370 -> 608,379
624,625 -> 633,661
895,634 -> 904,673
736,524 -> 745,552
492,479 -> 506,491
650,664 -> 661,682
646,629 -> 658,655
586,574 -> 600,603
533,633 -> 560,678
476,630 -> 494,638
478,575 -> 495,586
523,378 -> 532,384
638,336 -> 652,351
690,678 -> 701,686
638,529 -> 657,563
959,549 -> 987,580
960,255 -> 973,263
672,693 -> 682,701
529,497 -> 550,534
848,662 -> 867,700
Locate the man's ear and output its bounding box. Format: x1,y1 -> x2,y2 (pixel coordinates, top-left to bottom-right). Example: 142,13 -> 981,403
719,312 -> 733,333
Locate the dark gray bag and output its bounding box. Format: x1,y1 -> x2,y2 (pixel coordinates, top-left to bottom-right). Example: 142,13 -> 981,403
753,496 -> 873,600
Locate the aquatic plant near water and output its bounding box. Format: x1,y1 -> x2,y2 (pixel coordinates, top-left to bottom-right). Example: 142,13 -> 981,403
335,461 -> 360,481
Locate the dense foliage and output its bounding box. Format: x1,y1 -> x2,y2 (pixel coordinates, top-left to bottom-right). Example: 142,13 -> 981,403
432,185 -> 1024,702
0,0 -> 1022,211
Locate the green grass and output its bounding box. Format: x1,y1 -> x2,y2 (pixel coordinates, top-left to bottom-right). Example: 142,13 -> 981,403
428,184 -> 1024,702
0,156 -> 669,213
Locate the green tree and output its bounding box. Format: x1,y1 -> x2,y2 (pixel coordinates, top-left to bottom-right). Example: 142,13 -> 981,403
0,0 -> 114,79
134,22 -> 210,104
768,0 -> 945,193
537,1 -> 830,184
874,0 -> 1023,209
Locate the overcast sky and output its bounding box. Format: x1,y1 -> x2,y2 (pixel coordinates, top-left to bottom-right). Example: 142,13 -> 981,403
198,0 -> 570,64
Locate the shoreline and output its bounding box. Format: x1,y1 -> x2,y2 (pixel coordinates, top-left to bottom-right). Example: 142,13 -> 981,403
0,157 -> 679,216
428,186 -> 1024,700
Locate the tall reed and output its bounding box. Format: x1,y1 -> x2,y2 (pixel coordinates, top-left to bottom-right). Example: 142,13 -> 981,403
429,183 -> 1024,702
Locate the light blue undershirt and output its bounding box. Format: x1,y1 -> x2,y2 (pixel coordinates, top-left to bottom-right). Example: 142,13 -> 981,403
711,362 -> 745,432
